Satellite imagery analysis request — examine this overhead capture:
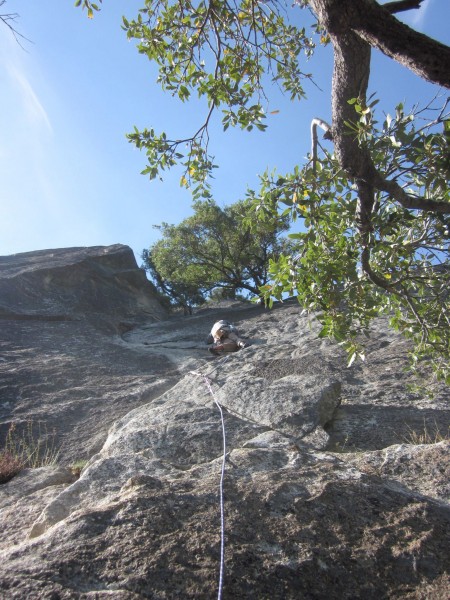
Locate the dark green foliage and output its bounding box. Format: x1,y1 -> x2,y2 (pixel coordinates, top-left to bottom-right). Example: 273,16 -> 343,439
142,199 -> 292,310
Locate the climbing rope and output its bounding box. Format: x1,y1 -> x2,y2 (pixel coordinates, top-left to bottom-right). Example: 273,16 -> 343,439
202,373 -> 226,600
190,355 -> 231,600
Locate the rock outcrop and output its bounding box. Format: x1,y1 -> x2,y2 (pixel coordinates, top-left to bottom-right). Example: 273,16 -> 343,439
0,245 -> 171,463
0,245 -> 449,599
0,244 -> 167,328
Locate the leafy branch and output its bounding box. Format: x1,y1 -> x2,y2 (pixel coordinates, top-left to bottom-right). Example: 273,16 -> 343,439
123,0 -> 313,196
251,97 -> 449,381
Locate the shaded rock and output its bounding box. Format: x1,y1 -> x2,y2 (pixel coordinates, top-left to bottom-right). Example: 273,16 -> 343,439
0,244 -> 167,329
326,320 -> 450,452
2,443 -> 450,599
0,245 -> 174,464
340,441 -> 450,502
0,314 -> 177,464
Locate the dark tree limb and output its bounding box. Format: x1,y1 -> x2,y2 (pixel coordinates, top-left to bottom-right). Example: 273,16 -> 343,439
310,0 -> 450,89
383,0 -> 425,14
0,1 -> 30,49
353,1 -> 450,89
375,177 -> 450,214
309,0 -> 450,220
361,246 -> 393,290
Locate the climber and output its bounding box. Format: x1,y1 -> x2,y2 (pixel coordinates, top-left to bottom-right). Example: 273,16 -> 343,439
207,319 -> 248,355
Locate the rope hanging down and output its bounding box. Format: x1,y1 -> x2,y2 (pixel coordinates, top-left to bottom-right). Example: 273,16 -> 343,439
190,355 -> 230,600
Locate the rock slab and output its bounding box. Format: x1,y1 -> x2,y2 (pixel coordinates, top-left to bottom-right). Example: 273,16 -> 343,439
0,245 -> 449,599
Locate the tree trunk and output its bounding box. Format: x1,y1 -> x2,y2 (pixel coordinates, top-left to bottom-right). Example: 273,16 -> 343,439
309,0 -> 450,217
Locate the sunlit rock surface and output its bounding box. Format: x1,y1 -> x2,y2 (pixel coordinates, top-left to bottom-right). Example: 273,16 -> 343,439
0,245 -> 449,599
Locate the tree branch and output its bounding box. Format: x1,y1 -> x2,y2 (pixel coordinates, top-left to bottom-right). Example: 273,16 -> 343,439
310,0 -> 450,217
310,0 -> 450,89
360,246 -> 393,291
383,0 -> 425,14
356,179 -> 375,233
354,0 -> 450,89
0,1 -> 31,49
311,117 -> 332,175
375,177 -> 450,214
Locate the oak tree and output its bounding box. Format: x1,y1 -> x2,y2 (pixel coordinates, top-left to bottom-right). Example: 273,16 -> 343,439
80,0 -> 449,381
142,199 -> 292,311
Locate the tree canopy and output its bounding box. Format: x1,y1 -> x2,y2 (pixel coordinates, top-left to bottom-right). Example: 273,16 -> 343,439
142,199 -> 291,311
81,0 -> 449,381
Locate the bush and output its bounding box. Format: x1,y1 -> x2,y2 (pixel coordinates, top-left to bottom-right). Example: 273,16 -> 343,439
0,450 -> 23,484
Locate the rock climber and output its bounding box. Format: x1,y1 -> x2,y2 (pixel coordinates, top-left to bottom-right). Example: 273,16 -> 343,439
207,319 -> 248,355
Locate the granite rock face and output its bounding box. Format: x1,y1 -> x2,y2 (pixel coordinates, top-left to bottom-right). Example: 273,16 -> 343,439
0,244 -> 167,328
0,245 -> 449,599
0,245 -> 172,463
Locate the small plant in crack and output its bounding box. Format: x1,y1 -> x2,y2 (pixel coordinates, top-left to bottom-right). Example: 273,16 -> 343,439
70,459 -> 88,479
0,421 -> 59,484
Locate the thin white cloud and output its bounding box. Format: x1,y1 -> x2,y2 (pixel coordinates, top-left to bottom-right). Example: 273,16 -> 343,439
0,27 -> 53,136
6,62 -> 53,134
0,33 -> 59,256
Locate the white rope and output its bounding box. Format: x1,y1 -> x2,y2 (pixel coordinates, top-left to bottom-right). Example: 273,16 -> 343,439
202,374 -> 226,600
190,355 -> 230,600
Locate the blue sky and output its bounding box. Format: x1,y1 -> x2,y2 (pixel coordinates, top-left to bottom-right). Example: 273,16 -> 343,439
0,0 -> 448,264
